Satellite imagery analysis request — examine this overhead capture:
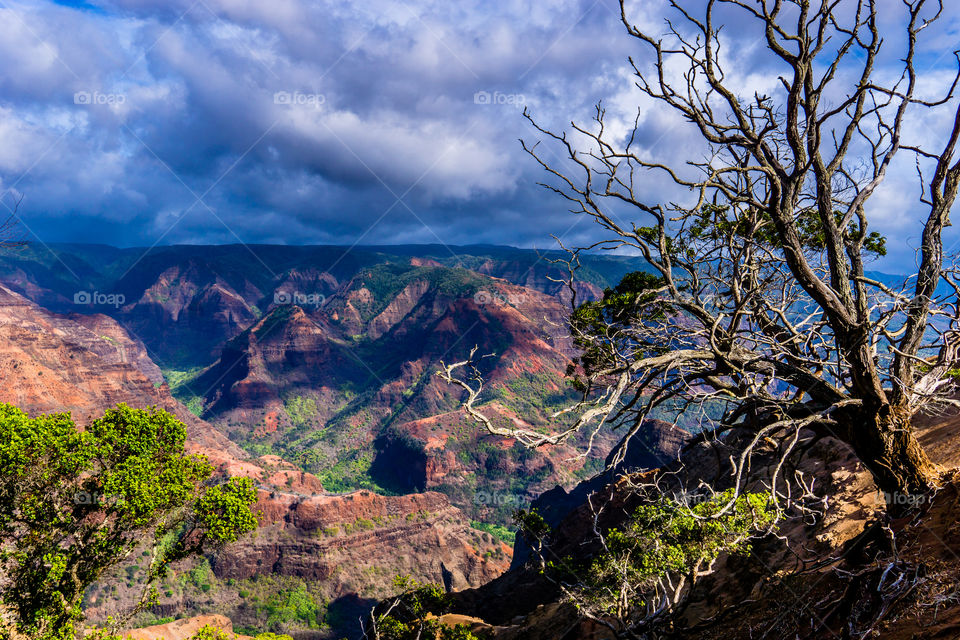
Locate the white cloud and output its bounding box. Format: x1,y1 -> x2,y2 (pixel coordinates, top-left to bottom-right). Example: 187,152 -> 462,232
0,0 -> 953,268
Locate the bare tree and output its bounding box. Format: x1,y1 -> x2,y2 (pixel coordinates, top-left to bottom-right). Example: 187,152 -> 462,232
445,0 -> 960,505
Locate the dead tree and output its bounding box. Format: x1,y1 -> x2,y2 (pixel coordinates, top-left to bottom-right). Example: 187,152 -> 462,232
445,0 -> 960,504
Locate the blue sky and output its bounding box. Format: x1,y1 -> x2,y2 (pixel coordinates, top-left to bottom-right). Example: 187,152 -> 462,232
0,0 -> 958,272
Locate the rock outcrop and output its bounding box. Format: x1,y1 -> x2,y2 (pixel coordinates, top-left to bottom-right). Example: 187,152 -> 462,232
124,615 -> 250,640
214,489 -> 510,591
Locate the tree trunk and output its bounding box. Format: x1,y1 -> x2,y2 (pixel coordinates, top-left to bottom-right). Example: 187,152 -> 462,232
844,408 -> 938,513
833,328 -> 939,511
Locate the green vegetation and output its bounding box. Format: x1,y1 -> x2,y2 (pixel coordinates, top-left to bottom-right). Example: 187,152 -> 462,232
115,563 -> 330,637
0,403 -> 258,640
354,517 -> 376,531
251,304 -> 295,339
184,626 -> 293,640
256,583 -> 325,631
161,575 -> 326,636
588,490 -> 776,597
354,263 -> 489,321
492,370 -> 581,425
315,448 -> 392,494
162,367 -> 207,417
423,252 -> 626,291
283,395 -> 319,430
518,491 -> 778,622
235,435 -> 391,495
470,521 -> 515,545
567,271 -> 668,392
183,627 -> 233,640
183,557 -> 214,593
366,576 -> 483,640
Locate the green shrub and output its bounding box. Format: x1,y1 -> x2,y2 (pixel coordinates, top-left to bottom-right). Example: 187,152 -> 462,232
366,576 -> 481,640
559,490 -> 777,619
0,403 -> 258,640
256,584 -> 324,630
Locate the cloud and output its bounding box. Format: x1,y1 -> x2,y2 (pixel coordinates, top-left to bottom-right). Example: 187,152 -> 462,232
0,0 -> 955,274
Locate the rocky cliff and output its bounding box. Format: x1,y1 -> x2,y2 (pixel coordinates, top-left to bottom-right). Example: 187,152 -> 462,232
0,285 -> 512,637
0,283 -> 237,454
424,407 -> 960,640
216,489 -> 510,590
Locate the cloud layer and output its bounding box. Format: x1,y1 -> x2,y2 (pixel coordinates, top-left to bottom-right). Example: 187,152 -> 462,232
0,0 -> 958,271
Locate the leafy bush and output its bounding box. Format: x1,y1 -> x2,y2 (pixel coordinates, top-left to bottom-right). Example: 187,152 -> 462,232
256,584 -> 324,630
527,490 -> 777,628
186,626 -> 232,640
0,403 -> 258,640
185,623 -> 294,640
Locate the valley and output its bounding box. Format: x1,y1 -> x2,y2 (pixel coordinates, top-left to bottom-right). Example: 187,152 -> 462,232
0,242 -> 683,637
5,241 -> 960,639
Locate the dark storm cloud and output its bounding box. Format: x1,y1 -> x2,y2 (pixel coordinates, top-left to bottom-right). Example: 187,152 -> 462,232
0,0 -> 957,270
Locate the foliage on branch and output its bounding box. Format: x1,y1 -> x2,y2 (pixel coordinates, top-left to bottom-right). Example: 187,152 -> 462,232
517,491 -> 776,636
685,204 -> 887,259
568,271 -> 669,388
576,491 -> 776,617
0,403 -> 258,640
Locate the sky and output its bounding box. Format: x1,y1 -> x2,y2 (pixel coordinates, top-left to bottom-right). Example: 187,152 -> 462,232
0,0 -> 959,272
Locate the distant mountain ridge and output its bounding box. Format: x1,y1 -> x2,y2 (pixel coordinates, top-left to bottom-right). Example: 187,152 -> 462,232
0,242 -> 646,364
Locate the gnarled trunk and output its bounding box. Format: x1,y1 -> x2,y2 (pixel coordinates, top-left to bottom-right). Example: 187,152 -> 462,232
844,408 -> 938,510
835,329 -> 938,508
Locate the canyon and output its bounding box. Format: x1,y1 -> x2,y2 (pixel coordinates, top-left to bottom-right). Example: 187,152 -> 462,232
4,243 -> 959,639
0,244 -> 651,521
0,279 -> 509,637
0,243 -> 663,637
